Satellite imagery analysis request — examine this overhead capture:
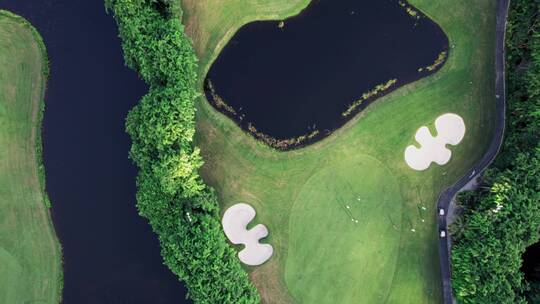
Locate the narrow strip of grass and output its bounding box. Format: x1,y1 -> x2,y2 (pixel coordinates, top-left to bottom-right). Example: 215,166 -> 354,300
0,10 -> 62,304
182,0 -> 497,303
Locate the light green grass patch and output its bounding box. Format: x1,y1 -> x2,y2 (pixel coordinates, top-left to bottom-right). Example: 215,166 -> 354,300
285,156 -> 402,303
0,248 -> 22,303
0,11 -> 62,304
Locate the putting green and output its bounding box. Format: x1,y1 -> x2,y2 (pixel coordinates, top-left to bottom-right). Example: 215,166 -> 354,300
285,156 -> 402,303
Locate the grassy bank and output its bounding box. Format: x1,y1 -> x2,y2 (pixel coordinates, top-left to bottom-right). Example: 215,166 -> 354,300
182,0 -> 497,303
182,0 -> 310,74
0,11 -> 62,304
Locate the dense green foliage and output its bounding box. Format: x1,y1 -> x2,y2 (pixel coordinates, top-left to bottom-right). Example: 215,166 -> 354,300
107,1 -> 259,302
451,1 -> 540,303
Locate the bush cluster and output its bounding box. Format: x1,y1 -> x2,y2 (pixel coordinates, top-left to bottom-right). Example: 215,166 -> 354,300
107,0 -> 260,303
451,1 -> 540,303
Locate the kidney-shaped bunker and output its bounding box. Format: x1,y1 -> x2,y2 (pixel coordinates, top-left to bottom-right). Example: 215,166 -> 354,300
222,203 -> 273,266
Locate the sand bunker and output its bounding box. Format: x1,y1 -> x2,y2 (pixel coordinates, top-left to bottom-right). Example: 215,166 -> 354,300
222,203 -> 273,266
405,113 -> 466,171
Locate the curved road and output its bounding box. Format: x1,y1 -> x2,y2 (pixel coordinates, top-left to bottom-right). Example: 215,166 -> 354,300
437,0 -> 511,303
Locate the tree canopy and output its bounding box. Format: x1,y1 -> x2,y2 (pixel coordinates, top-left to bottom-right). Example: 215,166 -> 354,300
107,0 -> 260,302
451,1 -> 540,303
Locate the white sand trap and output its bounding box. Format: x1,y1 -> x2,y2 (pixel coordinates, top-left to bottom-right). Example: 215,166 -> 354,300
405,113 -> 466,171
222,203 -> 273,266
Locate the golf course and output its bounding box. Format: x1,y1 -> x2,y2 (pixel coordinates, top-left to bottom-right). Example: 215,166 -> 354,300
0,11 -> 62,303
181,0 -> 498,303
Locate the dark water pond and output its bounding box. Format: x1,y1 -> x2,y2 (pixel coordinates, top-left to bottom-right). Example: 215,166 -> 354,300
0,1 -> 189,303
205,0 -> 449,148
522,242 -> 540,282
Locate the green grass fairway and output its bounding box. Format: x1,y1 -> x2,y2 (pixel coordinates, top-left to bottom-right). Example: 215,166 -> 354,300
0,11 -> 62,304
285,156 -> 402,303
181,0 -> 497,303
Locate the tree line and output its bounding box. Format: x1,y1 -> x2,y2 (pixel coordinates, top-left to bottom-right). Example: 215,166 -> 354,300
451,1 -> 540,303
106,0 -> 260,302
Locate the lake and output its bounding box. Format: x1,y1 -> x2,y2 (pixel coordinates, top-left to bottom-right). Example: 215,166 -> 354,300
205,0 -> 449,149
0,1 -> 190,303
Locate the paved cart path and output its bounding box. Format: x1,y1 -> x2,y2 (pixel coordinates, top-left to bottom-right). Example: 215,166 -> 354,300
437,0 -> 511,303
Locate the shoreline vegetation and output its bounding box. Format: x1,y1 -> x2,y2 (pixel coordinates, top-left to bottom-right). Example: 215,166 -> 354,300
206,80 -> 237,115
106,0 -> 259,302
398,0 -> 422,20
0,10 -> 63,303
342,79 -> 398,117
450,1 -> 540,303
418,51 -> 448,73
207,78 -> 322,149
247,123 -> 320,150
